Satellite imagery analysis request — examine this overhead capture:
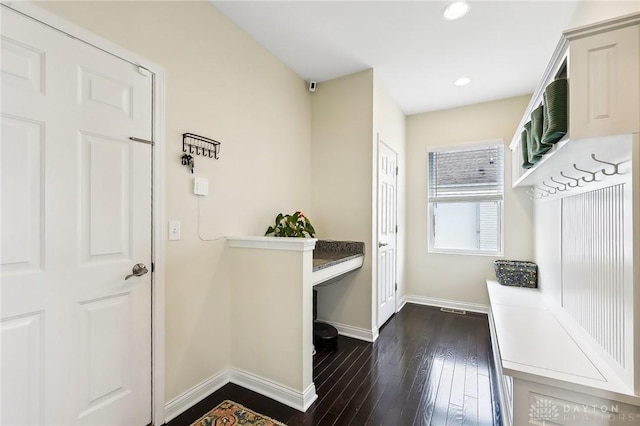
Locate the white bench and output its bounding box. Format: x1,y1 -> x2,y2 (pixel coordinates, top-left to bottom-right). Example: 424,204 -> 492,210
486,280 -> 640,425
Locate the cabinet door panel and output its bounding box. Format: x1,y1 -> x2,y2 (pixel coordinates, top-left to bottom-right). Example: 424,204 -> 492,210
569,24 -> 639,139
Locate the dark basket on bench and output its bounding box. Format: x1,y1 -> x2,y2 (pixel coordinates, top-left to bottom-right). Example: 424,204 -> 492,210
494,260 -> 537,288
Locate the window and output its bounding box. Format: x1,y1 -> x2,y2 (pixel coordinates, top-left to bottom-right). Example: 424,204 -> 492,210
428,143 -> 504,255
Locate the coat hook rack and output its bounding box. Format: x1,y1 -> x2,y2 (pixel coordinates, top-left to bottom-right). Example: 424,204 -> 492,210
541,180 -> 559,194
550,176 -> 568,191
590,153 -> 624,176
182,133 -> 221,160
536,186 -> 551,197
573,163 -> 598,183
560,171 -> 581,188
526,188 -> 538,200
530,153 -> 628,201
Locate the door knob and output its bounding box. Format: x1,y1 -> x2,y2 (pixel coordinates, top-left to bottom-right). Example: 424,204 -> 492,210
125,263 -> 148,280
378,242 -> 388,248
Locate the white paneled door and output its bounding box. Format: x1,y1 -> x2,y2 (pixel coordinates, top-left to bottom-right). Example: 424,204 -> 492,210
377,140 -> 398,327
1,7 -> 152,426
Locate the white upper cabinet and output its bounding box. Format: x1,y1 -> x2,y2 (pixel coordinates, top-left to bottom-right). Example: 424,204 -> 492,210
510,13 -> 640,188
566,17 -> 640,140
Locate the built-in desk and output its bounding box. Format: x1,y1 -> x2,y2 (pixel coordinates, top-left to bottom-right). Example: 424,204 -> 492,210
487,280 -> 640,425
312,240 -> 364,286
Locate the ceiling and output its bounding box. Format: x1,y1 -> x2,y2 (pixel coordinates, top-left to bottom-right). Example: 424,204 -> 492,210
212,0 -> 581,115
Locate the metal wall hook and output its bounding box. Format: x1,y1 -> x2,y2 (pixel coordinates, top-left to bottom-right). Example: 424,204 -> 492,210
182,133 -> 221,160
541,180 -> 559,194
560,171 -> 581,188
526,188 -> 539,200
573,163 -> 598,183
591,153 -> 622,176
550,176 -> 568,191
536,186 -> 551,197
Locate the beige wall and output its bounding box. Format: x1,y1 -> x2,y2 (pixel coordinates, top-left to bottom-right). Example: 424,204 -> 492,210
373,77 -> 407,327
36,0 -> 312,402
229,246 -> 313,394
30,0 -> 573,410
310,70 -> 375,332
310,70 -> 407,334
405,95 -> 533,305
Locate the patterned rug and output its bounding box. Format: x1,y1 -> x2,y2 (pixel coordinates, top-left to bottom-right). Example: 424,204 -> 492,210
191,400 -> 287,426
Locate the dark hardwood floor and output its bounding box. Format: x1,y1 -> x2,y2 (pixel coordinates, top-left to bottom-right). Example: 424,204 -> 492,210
166,303 -> 501,426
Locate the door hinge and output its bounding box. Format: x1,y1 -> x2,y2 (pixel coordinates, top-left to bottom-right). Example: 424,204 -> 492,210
129,136 -> 155,146
396,166 -> 399,176
138,66 -> 152,77
151,262 -> 155,273
395,282 -> 398,291
395,225 -> 398,233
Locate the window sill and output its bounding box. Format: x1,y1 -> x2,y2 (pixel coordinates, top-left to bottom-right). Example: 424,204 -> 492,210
428,248 -> 504,257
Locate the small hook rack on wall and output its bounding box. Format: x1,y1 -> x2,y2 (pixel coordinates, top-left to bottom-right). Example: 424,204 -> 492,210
181,133 -> 221,174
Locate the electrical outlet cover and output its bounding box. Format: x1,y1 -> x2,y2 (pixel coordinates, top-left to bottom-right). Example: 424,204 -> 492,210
168,220 -> 181,241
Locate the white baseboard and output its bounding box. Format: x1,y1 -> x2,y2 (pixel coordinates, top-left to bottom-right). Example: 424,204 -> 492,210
229,368 -> 317,412
317,319 -> 376,342
300,383 -> 318,411
397,296 -> 408,311
164,367 -> 317,422
371,327 -> 379,342
164,369 -> 229,422
403,295 -> 489,314
164,298 -> 485,422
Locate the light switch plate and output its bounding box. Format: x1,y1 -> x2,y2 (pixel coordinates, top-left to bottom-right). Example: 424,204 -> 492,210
168,220 -> 181,241
194,177 -> 209,196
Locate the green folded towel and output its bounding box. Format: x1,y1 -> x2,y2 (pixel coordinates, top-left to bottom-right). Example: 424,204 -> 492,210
521,129 -> 534,169
542,79 -> 568,145
531,105 -> 551,157
542,100 -> 550,139
525,121 -> 542,165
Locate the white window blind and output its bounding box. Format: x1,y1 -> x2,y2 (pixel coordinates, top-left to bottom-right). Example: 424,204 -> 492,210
428,146 -> 504,202
428,145 -> 504,254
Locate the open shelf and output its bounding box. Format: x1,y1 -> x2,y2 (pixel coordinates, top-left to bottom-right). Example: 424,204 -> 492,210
512,134 -> 633,191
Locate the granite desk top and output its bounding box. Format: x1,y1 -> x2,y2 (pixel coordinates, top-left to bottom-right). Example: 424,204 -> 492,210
312,240 -> 365,272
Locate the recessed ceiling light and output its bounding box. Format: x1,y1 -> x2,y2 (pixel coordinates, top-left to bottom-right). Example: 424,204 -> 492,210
443,1 -> 471,21
454,77 -> 472,86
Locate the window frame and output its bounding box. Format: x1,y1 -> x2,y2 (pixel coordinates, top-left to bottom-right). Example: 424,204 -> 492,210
427,140 -> 505,256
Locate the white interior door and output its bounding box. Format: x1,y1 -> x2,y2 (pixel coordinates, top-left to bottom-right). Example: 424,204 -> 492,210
377,139 -> 398,327
1,7 -> 153,425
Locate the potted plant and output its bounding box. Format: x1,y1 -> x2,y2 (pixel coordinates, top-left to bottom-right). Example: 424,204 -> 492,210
265,211 -> 316,238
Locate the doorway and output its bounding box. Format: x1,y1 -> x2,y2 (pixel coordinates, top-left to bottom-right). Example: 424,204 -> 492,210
377,138 -> 398,327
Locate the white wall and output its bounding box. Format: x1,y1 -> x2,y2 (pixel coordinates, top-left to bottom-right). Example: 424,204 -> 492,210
534,200 -> 562,305
406,95 -> 533,306
36,0 -> 312,403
